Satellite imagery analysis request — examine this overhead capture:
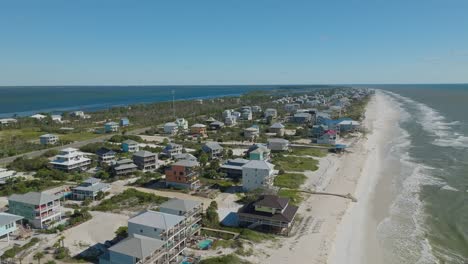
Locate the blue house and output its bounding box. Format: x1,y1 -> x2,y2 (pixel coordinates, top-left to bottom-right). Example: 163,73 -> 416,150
0,212 -> 23,243
122,140 -> 139,153
104,122 -> 119,133
120,118 -> 130,127
311,124 -> 328,138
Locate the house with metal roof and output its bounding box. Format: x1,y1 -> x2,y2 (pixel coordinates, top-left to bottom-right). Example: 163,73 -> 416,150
246,143 -> 270,161
39,134 -> 59,145
267,138 -> 290,151
50,148 -> 91,172
201,141 -> 224,160
0,212 -> 23,243
8,192 -> 61,229
220,158 -> 250,179
122,140 -> 140,153
238,195 -> 298,236
269,122 -> 285,137
113,159 -> 138,176
242,160 -> 276,191
72,177 -> 110,200
165,160 -> 200,190
162,143 -> 183,158
133,151 -> 158,172
158,198 -> 203,218
104,122 -> 119,133
96,147 -> 117,165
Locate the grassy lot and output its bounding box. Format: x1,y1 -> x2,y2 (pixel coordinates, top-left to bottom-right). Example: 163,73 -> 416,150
290,147 -> 327,157
93,188 -> 168,212
0,128 -> 43,140
60,131 -> 100,142
274,173 -> 306,189
273,156 -> 318,172
278,189 -> 304,206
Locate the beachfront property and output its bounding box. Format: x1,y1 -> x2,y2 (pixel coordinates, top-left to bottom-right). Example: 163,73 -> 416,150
39,133 -> 59,145
244,126 -> 260,140
264,108 -> 277,119
237,195 -> 298,236
269,122 -> 285,137
113,159 -> 138,176
120,117 -> 130,127
0,213 -> 23,243
267,138 -> 290,151
293,112 -> 312,124
50,148 -> 91,172
242,160 -> 276,191
96,147 -> 117,165
317,130 -> 338,145
175,118 -> 189,131
165,160 -> 200,190
0,118 -> 18,126
99,198 -> 202,264
122,139 -> 140,153
209,120 -> 224,130
163,122 -> 178,135
104,122 -> 119,133
133,150 -> 159,171
338,120 -> 361,132
220,158 -> 250,179
72,177 -> 110,200
162,143 -> 183,158
247,143 -> 271,161
311,124 -> 328,138
8,192 -> 62,229
201,141 -> 224,160
0,168 -> 17,184
190,124 -> 207,137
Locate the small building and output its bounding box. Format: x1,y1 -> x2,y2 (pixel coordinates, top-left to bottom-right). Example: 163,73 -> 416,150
113,159 -> 138,176
247,143 -> 270,161
51,115 -> 62,123
231,111 -> 242,119
163,122 -> 178,135
267,138 -> 290,151
205,117 -> 217,123
0,118 -> 17,126
72,177 -> 110,200
225,116 -> 237,126
158,198 -> 203,218
70,111 -> 86,118
122,140 -> 139,153
238,195 -> 298,236
104,122 -> 119,133
317,130 -> 338,145
8,192 -> 61,229
242,160 -> 276,191
96,147 -> 117,165
190,124 -> 207,137
269,123 -> 285,137
162,143 -> 183,158
209,121 -> 225,130
133,150 -> 158,171
241,111 -> 253,121
244,126 -> 259,140
202,142 -> 224,160
338,120 -> 361,132
264,108 -> 277,119
31,114 -> 47,120
220,158 -> 250,179
120,118 -> 130,127
293,112 -> 312,124
284,103 -> 300,113
0,168 -> 17,185
311,124 -> 328,138
50,148 -> 91,172
222,109 -> 232,118
39,134 -> 59,145
175,118 -> 189,130
165,160 -> 200,190
173,153 -> 197,162
0,212 -> 23,243
252,106 -> 262,113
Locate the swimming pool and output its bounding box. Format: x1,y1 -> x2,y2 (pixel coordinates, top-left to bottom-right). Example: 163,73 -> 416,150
197,239 -> 213,250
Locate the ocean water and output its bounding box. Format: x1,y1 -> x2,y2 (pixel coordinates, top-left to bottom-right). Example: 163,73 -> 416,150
0,85 -> 288,118
363,85 -> 468,264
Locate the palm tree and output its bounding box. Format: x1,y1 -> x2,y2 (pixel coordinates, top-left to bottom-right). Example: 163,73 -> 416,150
33,252 -> 44,264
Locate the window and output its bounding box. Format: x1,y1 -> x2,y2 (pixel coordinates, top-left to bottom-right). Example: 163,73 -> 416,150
140,229 -> 143,233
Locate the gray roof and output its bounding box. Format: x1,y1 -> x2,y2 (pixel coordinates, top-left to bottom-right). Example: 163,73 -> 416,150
242,160 -> 275,170
159,198 -> 202,213
203,141 -> 223,151
83,177 -> 100,185
122,140 -> 138,145
270,123 -> 285,129
109,234 -> 165,259
173,153 -> 197,161
73,182 -> 110,192
116,159 -> 134,165
133,150 -> 156,158
0,212 -> 23,227
294,113 -> 311,117
172,159 -> 199,167
268,138 -> 290,144
129,210 -> 185,230
9,192 -> 60,206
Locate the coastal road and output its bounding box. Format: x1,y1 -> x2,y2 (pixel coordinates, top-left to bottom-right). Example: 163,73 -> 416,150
0,127 -> 150,165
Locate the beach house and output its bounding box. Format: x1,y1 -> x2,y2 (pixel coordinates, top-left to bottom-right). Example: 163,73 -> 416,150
252,105 -> 262,113
72,177 -> 110,200
267,138 -> 290,151
242,110 -> 253,121
338,120 -> 361,132
122,140 -> 139,153
39,134 -> 59,145
242,160 -> 276,191
0,118 -> 17,126
133,150 -> 159,171
120,118 -> 130,127
113,159 -> 138,176
96,147 -> 117,165
70,111 -> 86,118
237,195 -> 298,236
0,213 -> 23,243
209,121 -> 224,130
284,103 -> 300,113
104,122 -> 119,133
247,143 -> 271,161
317,130 -> 338,145
162,143 -> 183,158
293,112 -> 312,124
190,124 -> 207,137
0,168 -> 17,184
8,192 -> 62,229
224,115 -> 237,126
31,114 -> 47,120
220,158 -> 250,179
269,123 -> 285,137
172,153 -> 197,162
50,148 -> 91,172
311,124 -> 328,138
201,142 -> 224,160
163,122 -> 178,135
244,126 -> 260,140
165,160 -> 200,190
175,118 -> 189,131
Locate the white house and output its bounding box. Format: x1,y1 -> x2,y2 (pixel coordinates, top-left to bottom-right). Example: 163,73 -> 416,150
49,148 -> 91,172
163,122 -> 178,135
175,118 -> 189,130
242,160 -> 276,191
31,114 -> 47,120
267,138 -> 289,151
39,134 -> 59,145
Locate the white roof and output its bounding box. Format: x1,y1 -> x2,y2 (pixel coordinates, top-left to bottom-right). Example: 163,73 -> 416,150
338,120 -> 360,125
243,160 -> 275,171
128,210 -> 185,230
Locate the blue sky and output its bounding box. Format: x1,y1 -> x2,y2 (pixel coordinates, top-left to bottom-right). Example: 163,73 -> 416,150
1,0 -> 467,85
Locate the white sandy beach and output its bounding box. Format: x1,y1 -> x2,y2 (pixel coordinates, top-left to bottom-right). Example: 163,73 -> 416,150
249,91 -> 399,264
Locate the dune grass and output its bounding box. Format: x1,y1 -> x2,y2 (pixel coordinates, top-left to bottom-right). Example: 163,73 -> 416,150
274,173 -> 306,189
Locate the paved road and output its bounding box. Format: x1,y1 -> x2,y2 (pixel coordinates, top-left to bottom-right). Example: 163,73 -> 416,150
0,127 -> 150,165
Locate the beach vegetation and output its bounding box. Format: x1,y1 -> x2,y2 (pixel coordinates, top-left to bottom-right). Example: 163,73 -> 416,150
273,155 -> 318,172
274,173 -> 306,189
289,147 -> 327,157
199,254 -> 252,264
93,188 -> 168,212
